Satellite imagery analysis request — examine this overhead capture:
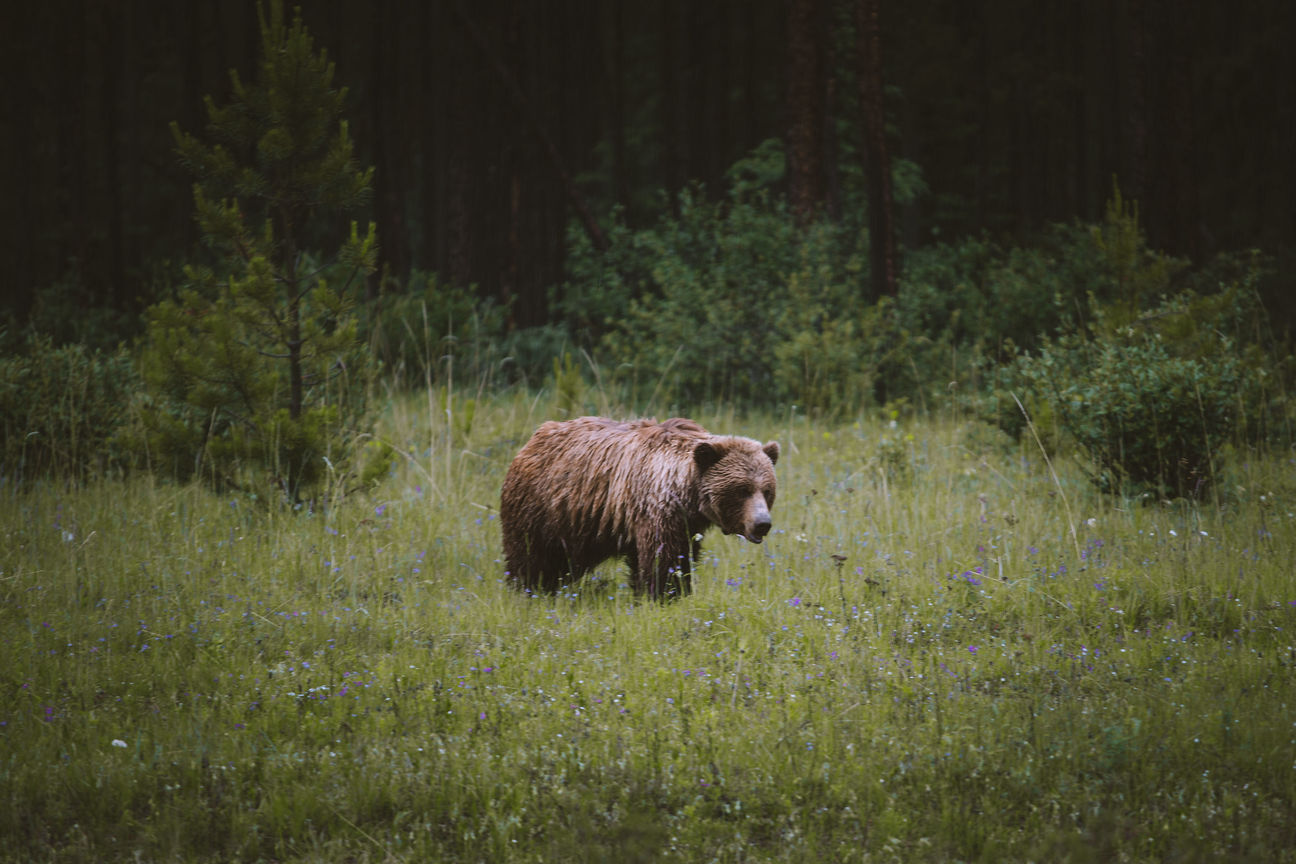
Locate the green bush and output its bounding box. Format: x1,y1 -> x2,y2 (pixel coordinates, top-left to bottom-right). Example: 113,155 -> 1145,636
563,188 -> 1177,416
1006,290 -> 1267,498
365,273 -> 583,393
556,167 -> 1283,438
4,268 -> 138,353
556,213 -> 648,350
895,184 -> 1190,419
563,186 -> 880,412
1087,182 -> 1185,320
773,273 -> 904,416
0,334 -> 139,483
897,204 -> 1184,358
895,234 -> 998,349
1173,254 -> 1294,445
501,324 -> 579,388
364,271 -> 507,387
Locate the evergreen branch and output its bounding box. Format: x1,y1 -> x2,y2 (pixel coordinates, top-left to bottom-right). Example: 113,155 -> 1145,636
285,260 -> 331,286
338,263 -> 363,296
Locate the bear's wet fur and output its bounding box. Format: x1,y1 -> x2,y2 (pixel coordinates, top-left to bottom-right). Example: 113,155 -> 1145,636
500,416 -> 780,598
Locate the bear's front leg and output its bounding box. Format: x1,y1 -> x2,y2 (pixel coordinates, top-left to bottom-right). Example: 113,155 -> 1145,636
635,524 -> 693,599
504,534 -> 568,595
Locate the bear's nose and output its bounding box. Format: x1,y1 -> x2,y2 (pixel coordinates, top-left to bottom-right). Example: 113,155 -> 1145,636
750,516 -> 771,539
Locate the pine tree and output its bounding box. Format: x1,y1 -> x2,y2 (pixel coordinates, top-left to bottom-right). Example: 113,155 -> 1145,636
138,1 -> 383,500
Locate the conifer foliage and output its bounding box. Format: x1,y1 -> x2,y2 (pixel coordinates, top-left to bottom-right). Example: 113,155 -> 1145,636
137,1 -> 382,500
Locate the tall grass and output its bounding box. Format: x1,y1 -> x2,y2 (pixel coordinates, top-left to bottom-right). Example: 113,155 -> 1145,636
2,387 -> 1294,862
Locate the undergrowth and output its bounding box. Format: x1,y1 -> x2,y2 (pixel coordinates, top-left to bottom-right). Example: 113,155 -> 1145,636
1,389 -> 1294,862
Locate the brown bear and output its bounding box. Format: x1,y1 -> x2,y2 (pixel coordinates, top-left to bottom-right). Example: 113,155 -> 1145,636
500,416 -> 780,598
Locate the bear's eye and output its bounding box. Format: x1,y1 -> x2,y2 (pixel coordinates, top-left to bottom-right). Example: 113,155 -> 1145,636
763,487 -> 775,505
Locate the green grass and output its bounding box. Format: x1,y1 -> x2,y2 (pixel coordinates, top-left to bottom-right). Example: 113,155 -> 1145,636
2,388 -> 1295,862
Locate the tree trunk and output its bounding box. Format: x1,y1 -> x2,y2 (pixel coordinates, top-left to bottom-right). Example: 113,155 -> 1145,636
975,0 -> 991,229
823,21 -> 842,223
371,1 -> 408,298
1152,0 -> 1199,260
786,0 -> 825,225
502,0 -> 523,312
281,216 -> 304,423
856,0 -> 897,297
97,0 -> 126,311
610,2 -> 630,211
56,1 -> 88,297
453,0 -> 607,253
1072,0 -> 1090,220
659,0 -> 683,207
444,2 -> 474,291
288,291 -> 303,421
1125,0 -> 1148,209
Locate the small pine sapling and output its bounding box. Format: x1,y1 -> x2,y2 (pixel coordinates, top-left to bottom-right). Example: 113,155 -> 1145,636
138,0 -> 387,501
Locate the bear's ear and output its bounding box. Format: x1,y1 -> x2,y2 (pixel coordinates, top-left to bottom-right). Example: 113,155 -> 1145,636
763,441 -> 780,465
694,440 -> 724,472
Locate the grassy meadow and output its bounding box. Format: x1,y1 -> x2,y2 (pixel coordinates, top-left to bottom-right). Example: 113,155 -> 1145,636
2,385 -> 1295,862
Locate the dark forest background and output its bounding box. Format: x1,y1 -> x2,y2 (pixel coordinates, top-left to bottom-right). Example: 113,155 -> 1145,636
4,0 -> 1293,338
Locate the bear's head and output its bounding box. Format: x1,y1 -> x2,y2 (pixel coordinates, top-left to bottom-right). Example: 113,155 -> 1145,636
694,437 -> 780,543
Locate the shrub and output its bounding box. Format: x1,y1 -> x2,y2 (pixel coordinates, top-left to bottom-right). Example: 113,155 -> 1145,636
577,188 -> 789,406
565,186 -> 877,412
364,272 -> 507,388
1007,290 -> 1266,498
896,185 -> 1190,418
497,324 -> 581,390
773,274 -> 903,416
559,167 -> 1278,433
556,213 -> 648,351
1088,181 -> 1185,320
0,334 -> 139,483
897,203 -> 1184,356
895,234 -> 999,349
5,268 -> 139,353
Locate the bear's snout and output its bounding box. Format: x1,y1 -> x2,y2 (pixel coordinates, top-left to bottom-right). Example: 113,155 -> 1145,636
742,496 -> 773,543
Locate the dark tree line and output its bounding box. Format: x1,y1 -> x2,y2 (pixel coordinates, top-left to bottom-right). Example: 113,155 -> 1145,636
3,0 -> 1293,340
